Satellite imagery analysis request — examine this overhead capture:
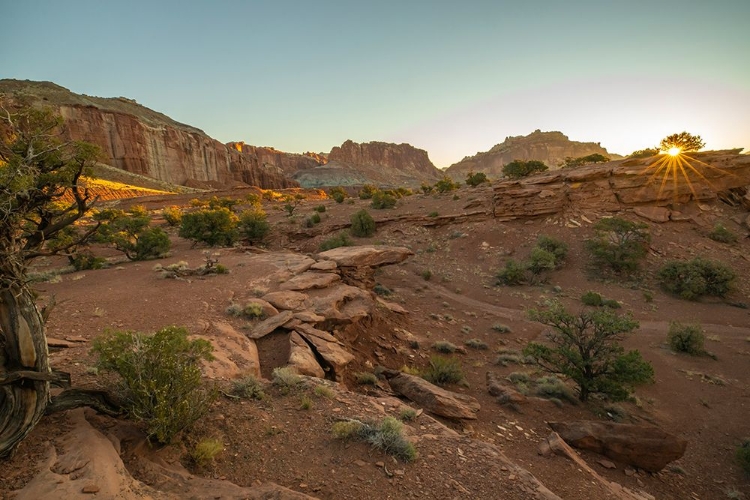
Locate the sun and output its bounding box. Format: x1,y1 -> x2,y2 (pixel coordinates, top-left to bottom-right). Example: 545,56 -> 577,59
667,146 -> 682,157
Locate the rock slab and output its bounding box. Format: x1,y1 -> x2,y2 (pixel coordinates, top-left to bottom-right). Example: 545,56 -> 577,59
384,372 -> 480,420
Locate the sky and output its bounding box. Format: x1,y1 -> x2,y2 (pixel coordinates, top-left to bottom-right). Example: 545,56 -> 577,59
2,0 -> 749,167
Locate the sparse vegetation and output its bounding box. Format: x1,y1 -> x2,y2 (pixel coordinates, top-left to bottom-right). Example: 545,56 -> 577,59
560,154 -> 610,168
581,291 -> 620,309
496,235 -> 567,285
94,207 -> 171,260
329,186 -> 347,203
464,338 -> 488,350
231,375 -> 266,400
736,439 -> 750,475
299,395 -> 313,410
435,175 -> 460,193
628,147 -> 659,159
491,323 -> 511,333
92,326 -> 215,444
668,321 -> 706,356
502,159 -> 548,179
314,384 -> 334,398
350,209 -> 376,237
524,301 -> 654,402
314,204 -> 326,213
319,232 -> 353,251
332,416 -> 417,462
658,257 -> 736,300
238,208 -> 270,243
191,438 -> 223,466
585,217 -> 650,273
354,372 -> 379,385
358,184 -> 377,199
432,340 -> 457,353
162,206 -> 183,226
399,407 -> 418,421
708,224 -> 738,244
272,366 -> 302,392
421,356 -> 464,386
465,171 -> 488,187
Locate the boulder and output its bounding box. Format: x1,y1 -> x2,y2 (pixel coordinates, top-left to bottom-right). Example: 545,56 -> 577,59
294,323 -> 354,380
261,291 -> 309,311
247,310 -> 294,340
279,272 -> 340,291
205,322 -> 261,379
288,332 -> 325,378
310,285 -> 373,323
317,245 -> 413,268
383,371 -> 480,420
548,421 -> 687,472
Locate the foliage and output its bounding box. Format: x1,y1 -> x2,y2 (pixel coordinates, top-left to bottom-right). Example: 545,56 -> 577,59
464,338 -> 488,350
497,235 -> 567,286
659,131 -> 705,152
523,301 -> 654,402
465,171 -> 488,187
359,184 -> 377,199
432,341 -> 457,353
314,204 -> 326,213
332,417 -> 417,462
420,182 -> 434,195
536,235 -> 568,264
399,407 -> 418,421
737,439 -> 750,475
708,224 -> 737,244
667,321 -> 706,356
496,259 -> 527,286
658,257 -> 736,300
435,175 -> 460,193
491,323 -> 511,333
231,375 -> 266,400
527,248 -> 557,276
370,190 -> 397,209
94,207 -> 171,261
191,438 -> 223,466
237,208 -> 270,243
560,154 -> 610,168
271,366 -> 302,392
328,186 -> 347,203
350,209 -> 376,237
162,206 -> 183,226
207,196 -> 240,210
92,326 -> 215,444
354,372 -> 379,385
282,193 -> 306,216
628,147 -> 659,159
502,159 -> 548,179
70,250 -> 106,271
581,291 -> 604,307
585,217 -> 650,273
421,355 -> 464,386
179,208 -> 238,247
319,232 -> 353,251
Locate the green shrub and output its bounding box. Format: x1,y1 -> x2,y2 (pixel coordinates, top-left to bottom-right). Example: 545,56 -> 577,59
491,323 -> 511,333
319,232 -> 353,251
300,395 -> 313,410
495,349 -> 523,366
314,384 -> 334,398
92,326 -> 215,444
70,251 -> 106,271
603,299 -> 621,309
464,338 -> 488,350
428,211 -> 439,218
432,341 -> 457,353
350,209 -> 376,237
310,212 -> 322,223
420,183 -> 434,195
628,148 -> 659,159
496,259 -> 527,286
536,235 -> 568,264
272,366 -> 302,392
373,284 -> 392,296
207,196 -> 240,210
421,356 -> 464,386
581,291 -> 604,306
354,372 -> 379,385
179,208 -> 238,247
371,190 -> 397,209
736,439 -> 750,475
560,154 -> 610,168
231,375 -> 266,400
465,171 -> 488,187
359,184 -> 377,199
527,248 -> 557,277
507,372 -> 531,385
238,208 -> 270,243
421,269 -> 432,281
329,186 -> 347,203
502,160 -> 548,179
94,208 -> 171,260
191,438 -> 223,466
332,420 -> 364,439
435,175 -> 459,193
314,205 -> 326,213
658,257 -> 736,300
133,227 -> 171,260
399,407 -> 418,421
534,375 -> 577,404
708,224 -> 737,244
585,217 -> 650,273
162,206 -> 183,226
332,417 -> 417,462
668,321 -> 705,355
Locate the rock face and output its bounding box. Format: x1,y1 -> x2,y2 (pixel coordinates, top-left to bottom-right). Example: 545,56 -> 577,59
548,421 -> 688,472
0,79 -> 298,190
446,130 -> 618,179
228,142 -> 325,178
294,140 -> 443,188
491,151 -> 750,220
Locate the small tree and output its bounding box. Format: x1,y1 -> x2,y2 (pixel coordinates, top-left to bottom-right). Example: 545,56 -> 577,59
628,147 -> 659,159
561,154 -> 610,168
659,132 -> 705,152
465,171 -> 488,187
282,193 -> 306,216
420,182 -> 434,195
351,209 -> 376,237
95,207 -> 170,261
359,184 -> 377,199
523,301 -> 654,402
502,160 -> 548,179
237,208 -> 270,244
179,207 -> 238,247
435,175 -> 459,193
370,190 -> 397,209
585,217 -> 650,273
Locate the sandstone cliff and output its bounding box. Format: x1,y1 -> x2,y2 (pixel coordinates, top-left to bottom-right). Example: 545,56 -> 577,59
294,140 -> 443,188
491,151 -> 750,220
446,130 -> 619,180
0,79 -> 298,190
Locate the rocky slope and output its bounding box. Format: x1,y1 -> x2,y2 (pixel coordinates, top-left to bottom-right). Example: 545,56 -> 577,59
446,130 -> 619,180
0,79 -> 298,190
294,140 -> 443,188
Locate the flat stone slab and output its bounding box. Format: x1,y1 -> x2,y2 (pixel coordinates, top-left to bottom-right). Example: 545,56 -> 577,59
384,371 -> 480,420
295,323 -> 354,380
279,272 -> 340,291
317,245 -> 413,267
310,260 -> 338,271
247,310 -> 294,339
288,332 -> 325,378
261,291 -> 309,311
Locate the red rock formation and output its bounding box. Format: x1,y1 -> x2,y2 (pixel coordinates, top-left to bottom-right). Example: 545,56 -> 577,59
491,151 -> 750,220
447,130 -> 619,180
227,142 -> 324,177
0,79 -> 298,190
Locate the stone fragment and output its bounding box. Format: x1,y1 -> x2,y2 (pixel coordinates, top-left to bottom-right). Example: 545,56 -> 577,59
311,260 -> 338,271
317,245 -> 413,268
292,311 -> 326,323
295,323 -> 354,380
382,371 -> 480,420
247,310 -> 294,340
548,421 -> 687,472
288,332 -> 325,378
310,285 -> 373,323
376,298 -> 408,314
279,272 -> 340,291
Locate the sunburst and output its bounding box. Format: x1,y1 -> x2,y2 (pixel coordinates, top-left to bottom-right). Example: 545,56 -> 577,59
636,150 -> 731,203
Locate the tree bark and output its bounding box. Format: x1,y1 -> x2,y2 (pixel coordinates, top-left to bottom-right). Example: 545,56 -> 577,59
0,285 -> 51,458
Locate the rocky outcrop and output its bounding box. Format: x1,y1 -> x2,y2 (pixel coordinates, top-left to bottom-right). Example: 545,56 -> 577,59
491,151 -> 750,220
0,79 -> 298,190
228,142 -> 325,177
446,130 -> 618,179
548,421 -> 688,472
295,140 -> 443,188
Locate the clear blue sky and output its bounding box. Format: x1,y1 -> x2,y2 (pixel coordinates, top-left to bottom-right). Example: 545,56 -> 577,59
2,0 -> 749,167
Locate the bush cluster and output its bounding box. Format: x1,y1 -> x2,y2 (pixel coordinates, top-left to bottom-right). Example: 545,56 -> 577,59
502,160 -> 548,179
581,291 -> 621,309
497,235 -> 568,285
421,355 -> 464,386
328,186 -> 347,203
658,257 -> 736,300
708,224 -> 737,244
585,217 -> 650,274
319,232 -> 353,251
332,417 -> 417,462
465,171 -> 488,187
667,321 -> 706,355
350,209 -> 376,237
94,206 -> 171,261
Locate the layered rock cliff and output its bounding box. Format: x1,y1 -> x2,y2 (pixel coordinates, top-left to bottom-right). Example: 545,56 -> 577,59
294,140 -> 443,188
446,130 -> 619,180
0,79 -> 298,190
491,151 -> 750,220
